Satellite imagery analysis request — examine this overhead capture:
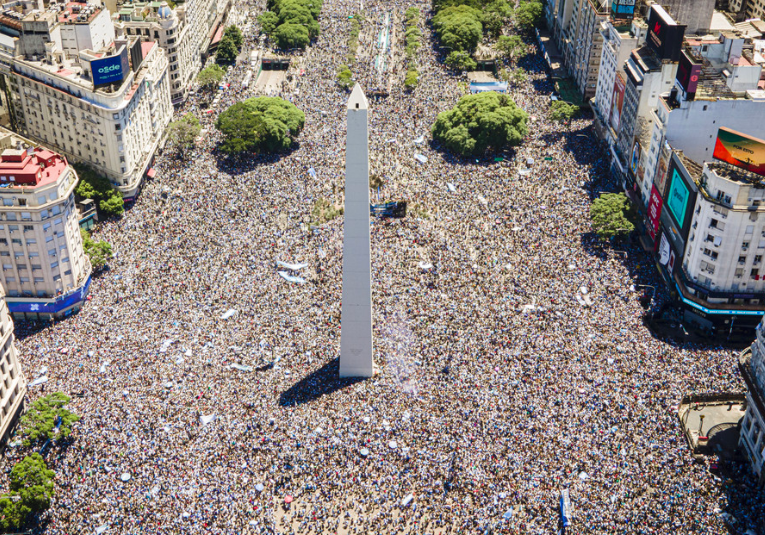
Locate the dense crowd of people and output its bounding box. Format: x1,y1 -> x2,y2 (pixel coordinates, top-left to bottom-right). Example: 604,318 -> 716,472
3,0 -> 765,532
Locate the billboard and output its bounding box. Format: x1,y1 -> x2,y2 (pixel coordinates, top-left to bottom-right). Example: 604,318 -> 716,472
666,169 -> 689,229
664,153 -> 698,240
712,127 -> 765,177
653,149 -> 670,196
647,185 -> 663,241
630,141 -> 641,177
611,0 -> 635,18
92,47 -> 129,88
646,5 -> 686,62
676,50 -> 701,96
610,73 -> 626,132
129,38 -> 144,72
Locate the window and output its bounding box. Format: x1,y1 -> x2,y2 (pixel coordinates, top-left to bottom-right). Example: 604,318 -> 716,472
51,205 -> 60,216
23,225 -> 32,232
7,225 -> 17,232
29,252 -> 38,258
2,199 -> 11,206
705,234 -> 714,242
740,256 -> 747,264
736,268 -> 745,278
19,277 -> 28,283
47,249 -> 55,257
747,225 -> 755,235
37,196 -> 46,205
753,268 -> 760,278
25,239 -> 35,245
2,264 -> 11,270
53,218 -> 62,226
743,241 -> 751,250
11,239 -> 20,246
6,214 -> 15,221
33,277 -> 43,283
757,256 -> 763,264
0,252 -> 7,257
710,219 -> 719,228
43,222 -> 50,232
17,199 -> 25,207
31,265 -> 41,271
41,210 -> 48,219
50,261 -> 58,269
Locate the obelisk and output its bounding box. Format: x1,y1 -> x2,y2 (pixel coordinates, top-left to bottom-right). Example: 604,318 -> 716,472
340,84 -> 374,378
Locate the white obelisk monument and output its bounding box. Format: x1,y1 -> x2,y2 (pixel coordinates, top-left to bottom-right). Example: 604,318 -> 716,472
340,84 -> 374,378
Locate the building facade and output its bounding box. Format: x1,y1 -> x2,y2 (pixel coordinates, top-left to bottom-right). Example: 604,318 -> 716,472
0,284 -> 25,443
740,320 -> 765,485
0,1 -> 172,200
114,1 -> 198,104
0,129 -> 90,319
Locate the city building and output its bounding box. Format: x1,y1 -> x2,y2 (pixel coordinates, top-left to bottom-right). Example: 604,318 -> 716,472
0,283 -> 26,443
591,17 -> 645,143
545,0 -> 611,100
0,127 -> 90,320
0,0 -> 172,200
635,33 -> 765,208
113,0 -> 217,104
614,6 -> 684,191
740,319 -> 765,485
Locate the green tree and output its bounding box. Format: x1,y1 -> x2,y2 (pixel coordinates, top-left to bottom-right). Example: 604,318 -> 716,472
482,0 -> 512,37
432,91 -> 528,156
433,5 -> 482,52
81,229 -> 113,271
197,64 -> 226,89
216,97 -> 305,154
273,22 -> 310,49
590,193 -> 636,240
259,11 -> 280,34
0,495 -> 24,531
18,393 -> 80,447
510,66 -> 527,85
496,35 -> 525,63
167,113 -> 202,152
337,64 -> 353,90
515,0 -> 543,31
216,35 -> 239,64
9,454 -> 55,513
223,25 -> 244,49
404,67 -> 419,90
445,51 -> 477,72
74,164 -> 124,217
550,100 -> 580,125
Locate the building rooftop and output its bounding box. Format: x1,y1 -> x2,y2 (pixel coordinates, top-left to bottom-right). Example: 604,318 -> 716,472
707,161 -> 765,186
0,147 -> 68,188
56,1 -> 102,25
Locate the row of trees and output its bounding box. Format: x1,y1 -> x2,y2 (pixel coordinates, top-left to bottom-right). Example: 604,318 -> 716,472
73,163 -> 124,217
404,7 -> 421,90
336,14 -> 363,91
0,393 -> 80,531
216,25 -> 244,64
258,0 -> 323,50
215,97 -> 305,155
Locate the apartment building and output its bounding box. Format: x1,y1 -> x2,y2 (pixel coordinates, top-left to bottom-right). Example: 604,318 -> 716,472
0,284 -> 25,443
0,128 -> 90,319
0,1 -> 172,200
740,321 -> 765,485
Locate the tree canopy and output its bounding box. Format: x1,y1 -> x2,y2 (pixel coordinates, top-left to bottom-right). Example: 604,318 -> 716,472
0,453 -> 55,531
167,113 -> 201,152
590,193 -> 636,240
432,92 -> 528,156
18,392 -> 80,447
258,11 -> 280,34
216,34 -> 239,64
496,35 -> 525,63
216,97 -> 305,155
273,22 -> 310,49
74,164 -> 124,217
445,50 -> 476,72
197,64 -> 225,89
433,5 -> 482,53
515,0 -> 543,31
264,0 -> 323,49
223,25 -> 244,49
337,64 -> 353,90
81,229 -> 113,271
550,100 -> 580,124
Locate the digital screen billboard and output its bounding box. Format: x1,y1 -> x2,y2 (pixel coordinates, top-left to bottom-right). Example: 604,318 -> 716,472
676,50 -> 701,96
92,47 -> 129,88
646,5 -> 686,62
610,73 -> 626,132
630,141 -> 641,177
611,0 -> 635,17
647,185 -> 663,241
713,127 -> 765,177
667,169 -> 689,229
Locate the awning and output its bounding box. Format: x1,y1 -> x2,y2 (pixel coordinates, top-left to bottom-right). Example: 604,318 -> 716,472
147,168 -> 156,178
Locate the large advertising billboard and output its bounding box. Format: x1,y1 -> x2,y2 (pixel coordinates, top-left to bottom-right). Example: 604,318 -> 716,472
646,5 -> 686,62
92,47 -> 129,88
630,141 -> 641,177
653,149 -> 670,196
646,185 -> 663,241
611,0 -> 635,18
667,169 -> 689,228
610,73 -> 626,132
676,50 -> 701,96
664,153 -> 698,241
712,127 -> 765,177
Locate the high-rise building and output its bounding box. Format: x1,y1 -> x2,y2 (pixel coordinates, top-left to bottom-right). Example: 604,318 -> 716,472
113,0 -> 218,104
0,0 -> 172,200
0,283 -> 25,443
0,127 -> 90,319
740,319 -> 765,485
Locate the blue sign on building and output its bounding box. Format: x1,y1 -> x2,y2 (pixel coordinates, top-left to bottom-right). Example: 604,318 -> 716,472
8,276 -> 91,315
92,48 -> 129,88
